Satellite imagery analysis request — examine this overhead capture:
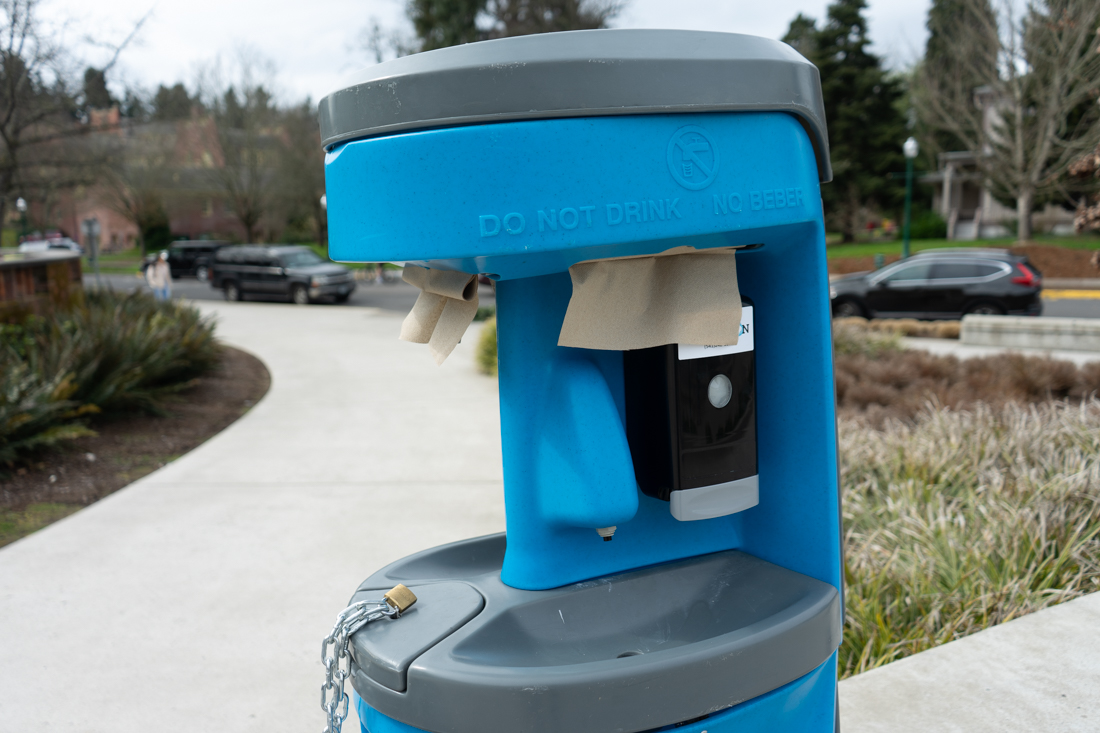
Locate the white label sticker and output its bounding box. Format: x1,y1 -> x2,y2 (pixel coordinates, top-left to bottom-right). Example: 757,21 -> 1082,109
678,306 -> 754,360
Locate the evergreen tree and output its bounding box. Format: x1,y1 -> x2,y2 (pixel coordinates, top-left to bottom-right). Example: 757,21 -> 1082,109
918,0 -> 998,155
409,0 -> 484,51
409,0 -> 621,51
83,67 -> 113,110
783,0 -> 907,242
152,83 -> 194,122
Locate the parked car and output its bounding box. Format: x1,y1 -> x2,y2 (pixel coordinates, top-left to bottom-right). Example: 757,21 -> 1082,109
210,245 -> 356,304
17,237 -> 83,254
167,241 -> 227,281
830,249 -> 1042,320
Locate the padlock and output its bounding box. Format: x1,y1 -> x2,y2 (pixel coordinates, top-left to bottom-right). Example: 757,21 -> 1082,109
383,584 -> 418,614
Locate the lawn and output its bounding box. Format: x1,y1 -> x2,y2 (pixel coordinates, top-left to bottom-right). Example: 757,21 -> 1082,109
826,233 -> 1100,260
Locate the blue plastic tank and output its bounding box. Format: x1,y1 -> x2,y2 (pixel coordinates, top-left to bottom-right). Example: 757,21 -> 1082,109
320,29 -> 842,733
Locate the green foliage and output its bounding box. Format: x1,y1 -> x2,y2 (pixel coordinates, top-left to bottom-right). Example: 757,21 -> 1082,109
908,209 -> 947,240
474,305 -> 496,322
917,0 -> 999,156
410,0 -> 484,50
410,0 -> 621,51
784,0 -> 908,242
0,291 -> 221,467
476,317 -> 498,376
840,401 -> 1100,677
83,67 -> 113,110
152,83 -> 195,122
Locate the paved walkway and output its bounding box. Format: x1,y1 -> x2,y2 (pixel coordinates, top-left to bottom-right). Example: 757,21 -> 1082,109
839,592 -> 1100,732
1,301 -> 1097,732
0,302 -> 504,733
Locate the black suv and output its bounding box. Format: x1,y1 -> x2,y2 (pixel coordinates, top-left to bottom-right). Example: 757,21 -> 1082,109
831,249 -> 1042,320
210,245 -> 356,304
167,241 -> 227,281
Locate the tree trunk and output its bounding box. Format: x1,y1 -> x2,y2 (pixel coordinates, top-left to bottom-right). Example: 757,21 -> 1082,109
1016,189 -> 1034,243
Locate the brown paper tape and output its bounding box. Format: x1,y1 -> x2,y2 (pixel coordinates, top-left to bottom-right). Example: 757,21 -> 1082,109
400,265 -> 479,365
558,248 -> 742,351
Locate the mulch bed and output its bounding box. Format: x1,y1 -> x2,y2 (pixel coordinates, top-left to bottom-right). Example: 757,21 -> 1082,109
828,243 -> 1100,278
836,349 -> 1100,425
0,347 -> 270,522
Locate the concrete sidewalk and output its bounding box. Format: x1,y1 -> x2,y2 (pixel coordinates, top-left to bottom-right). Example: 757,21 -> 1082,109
902,335 -> 1100,365
840,592 -> 1100,732
0,302 -> 504,732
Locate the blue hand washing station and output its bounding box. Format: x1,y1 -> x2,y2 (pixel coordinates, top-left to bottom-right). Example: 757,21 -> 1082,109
320,29 -> 842,733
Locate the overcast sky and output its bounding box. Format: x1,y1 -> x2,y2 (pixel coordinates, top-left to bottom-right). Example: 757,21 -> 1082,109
44,0 -> 933,105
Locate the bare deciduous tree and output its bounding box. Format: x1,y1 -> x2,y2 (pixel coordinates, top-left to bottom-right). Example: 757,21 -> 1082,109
917,0 -> 1100,241
99,125 -> 173,256
199,52 -> 280,243
0,0 -> 76,231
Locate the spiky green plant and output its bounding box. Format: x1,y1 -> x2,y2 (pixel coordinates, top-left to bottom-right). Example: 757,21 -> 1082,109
0,290 -> 220,467
839,401 -> 1100,678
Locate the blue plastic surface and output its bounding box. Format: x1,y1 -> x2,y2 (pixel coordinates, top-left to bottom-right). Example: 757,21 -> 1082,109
357,652 -> 838,733
324,112 -> 822,279
328,107 -> 841,728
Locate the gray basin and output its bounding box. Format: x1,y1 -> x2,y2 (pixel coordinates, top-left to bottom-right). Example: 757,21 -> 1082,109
350,534 -> 840,733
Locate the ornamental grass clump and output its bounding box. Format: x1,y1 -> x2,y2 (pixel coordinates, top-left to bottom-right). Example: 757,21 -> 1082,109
0,290 -> 221,467
839,400 -> 1100,678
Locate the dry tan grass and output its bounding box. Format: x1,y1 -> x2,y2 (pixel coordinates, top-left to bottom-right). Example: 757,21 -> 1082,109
835,316 -> 961,340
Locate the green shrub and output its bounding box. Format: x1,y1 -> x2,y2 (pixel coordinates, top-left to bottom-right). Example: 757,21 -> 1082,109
839,401 -> 1100,678
909,210 -> 948,240
0,290 -> 220,467
476,317 -> 497,376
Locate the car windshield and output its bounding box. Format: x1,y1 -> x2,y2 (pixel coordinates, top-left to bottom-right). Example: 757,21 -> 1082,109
280,250 -> 325,268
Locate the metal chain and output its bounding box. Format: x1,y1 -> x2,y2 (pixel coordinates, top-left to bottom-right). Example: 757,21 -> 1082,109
320,599 -> 399,733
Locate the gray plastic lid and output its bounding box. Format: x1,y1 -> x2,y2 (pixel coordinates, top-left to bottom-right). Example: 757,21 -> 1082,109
318,29 -> 832,182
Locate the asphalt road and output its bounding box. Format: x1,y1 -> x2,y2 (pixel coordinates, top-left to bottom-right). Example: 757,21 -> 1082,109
82,272 -> 464,314
83,273 -> 1100,319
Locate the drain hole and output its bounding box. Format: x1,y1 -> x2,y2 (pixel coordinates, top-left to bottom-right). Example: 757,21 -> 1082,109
617,650 -> 643,658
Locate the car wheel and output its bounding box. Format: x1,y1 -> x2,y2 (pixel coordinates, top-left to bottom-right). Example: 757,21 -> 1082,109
833,298 -> 866,319
224,282 -> 242,302
965,301 -> 1006,316
291,284 -> 310,305
195,265 -> 209,282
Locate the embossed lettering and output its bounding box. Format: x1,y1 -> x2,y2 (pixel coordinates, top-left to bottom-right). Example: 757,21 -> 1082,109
775,189 -> 786,208
504,213 -> 525,234
580,205 -> 595,226
730,193 -> 743,213
649,200 -> 666,221
750,192 -> 763,211
538,209 -> 557,232
713,195 -> 728,215
667,198 -> 682,218
764,191 -> 774,209
606,203 -> 623,225
560,207 -> 579,230
786,188 -> 796,206
625,202 -> 642,223
479,215 -> 501,237
796,188 -> 804,205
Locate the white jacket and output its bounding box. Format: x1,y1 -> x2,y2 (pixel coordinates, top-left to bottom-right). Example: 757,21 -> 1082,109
146,260 -> 171,289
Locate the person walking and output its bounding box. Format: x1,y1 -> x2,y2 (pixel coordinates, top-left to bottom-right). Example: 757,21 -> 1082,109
146,251 -> 172,302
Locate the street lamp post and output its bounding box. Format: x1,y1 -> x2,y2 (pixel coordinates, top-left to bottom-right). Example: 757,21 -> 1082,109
902,137 -> 919,260
15,197 -> 27,241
